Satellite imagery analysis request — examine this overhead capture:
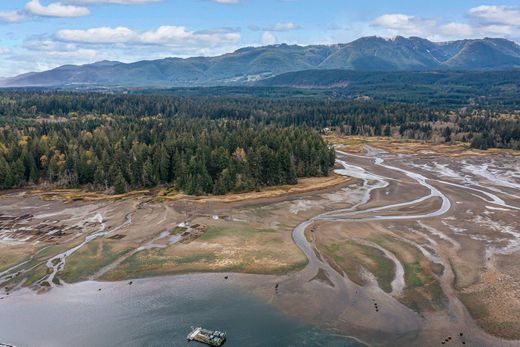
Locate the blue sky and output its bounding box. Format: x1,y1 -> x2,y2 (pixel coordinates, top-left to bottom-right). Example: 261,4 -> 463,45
0,0 -> 519,76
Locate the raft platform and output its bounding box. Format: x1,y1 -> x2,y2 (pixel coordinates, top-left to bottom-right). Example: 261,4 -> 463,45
187,327 -> 226,346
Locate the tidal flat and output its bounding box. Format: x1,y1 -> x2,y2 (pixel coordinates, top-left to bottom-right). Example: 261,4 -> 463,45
1,141 -> 520,346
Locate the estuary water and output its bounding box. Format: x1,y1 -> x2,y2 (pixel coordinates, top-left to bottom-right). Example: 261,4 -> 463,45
0,274 -> 364,347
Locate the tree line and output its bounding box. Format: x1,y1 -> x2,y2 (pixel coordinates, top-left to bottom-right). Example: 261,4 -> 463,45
0,115 -> 335,194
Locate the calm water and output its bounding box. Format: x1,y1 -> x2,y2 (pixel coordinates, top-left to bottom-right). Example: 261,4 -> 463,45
0,274 -> 364,347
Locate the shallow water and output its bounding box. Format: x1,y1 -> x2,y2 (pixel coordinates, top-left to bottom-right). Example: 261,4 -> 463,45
0,274 -> 364,347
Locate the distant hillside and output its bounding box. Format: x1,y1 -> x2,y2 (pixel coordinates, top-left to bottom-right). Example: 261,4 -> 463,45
256,69 -> 520,88
3,36 -> 520,88
256,69 -> 520,105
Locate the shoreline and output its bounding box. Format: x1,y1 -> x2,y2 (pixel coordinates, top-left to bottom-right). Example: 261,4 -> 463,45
0,272 -> 367,347
7,174 -> 350,204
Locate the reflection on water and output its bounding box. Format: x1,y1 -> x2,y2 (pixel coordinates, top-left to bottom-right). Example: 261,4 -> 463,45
0,274 -> 364,347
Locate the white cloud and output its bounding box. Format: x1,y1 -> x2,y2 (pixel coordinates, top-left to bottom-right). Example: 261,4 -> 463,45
372,14 -> 436,37
25,0 -> 90,17
249,22 -> 300,32
465,5 -> 520,37
56,25 -> 241,46
2,0 -> 156,24
0,11 -> 25,23
372,6 -> 520,41
373,14 -> 411,29
468,5 -> 520,26
261,31 -> 276,45
57,27 -> 137,43
478,24 -> 516,35
140,26 -> 195,44
438,23 -> 474,37
267,22 -> 299,32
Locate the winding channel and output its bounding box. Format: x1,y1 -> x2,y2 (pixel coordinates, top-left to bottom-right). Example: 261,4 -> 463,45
291,148 -> 453,289
289,147 -> 520,346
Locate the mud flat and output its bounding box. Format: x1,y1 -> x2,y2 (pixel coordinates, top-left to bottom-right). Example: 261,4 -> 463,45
297,142 -> 520,345
1,140 -> 520,346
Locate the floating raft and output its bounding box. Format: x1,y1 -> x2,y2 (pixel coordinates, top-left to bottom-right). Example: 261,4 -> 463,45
187,327 -> 226,347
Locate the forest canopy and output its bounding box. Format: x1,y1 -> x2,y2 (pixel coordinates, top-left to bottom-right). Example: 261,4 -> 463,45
0,91 -> 519,193
0,112 -> 335,194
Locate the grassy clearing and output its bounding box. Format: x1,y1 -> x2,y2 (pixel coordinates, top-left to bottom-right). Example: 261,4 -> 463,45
404,262 -> 423,287
0,250 -> 28,273
100,248 -> 218,280
199,225 -> 276,241
60,239 -> 133,283
1,241 -> 87,290
375,236 -> 447,312
22,264 -> 49,288
103,249 -> 307,281
359,244 -> 396,293
101,223 -> 307,281
32,173 -> 349,204
171,226 -> 187,235
327,135 -> 519,157
4,219 -> 306,285
325,134 -> 373,147
35,242 -> 82,261
34,189 -> 150,202
321,240 -> 395,293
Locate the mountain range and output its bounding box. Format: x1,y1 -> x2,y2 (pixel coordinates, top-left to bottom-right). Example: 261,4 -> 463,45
3,36 -> 520,88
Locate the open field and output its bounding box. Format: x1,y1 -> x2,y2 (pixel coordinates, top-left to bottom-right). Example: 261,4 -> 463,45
1,137 -> 520,346
100,222 -> 308,280
325,134 -> 520,157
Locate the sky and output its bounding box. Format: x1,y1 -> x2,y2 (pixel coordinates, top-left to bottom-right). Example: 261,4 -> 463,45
0,0 -> 519,76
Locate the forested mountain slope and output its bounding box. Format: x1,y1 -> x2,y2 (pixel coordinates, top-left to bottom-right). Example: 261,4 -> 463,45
3,37 -> 520,87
